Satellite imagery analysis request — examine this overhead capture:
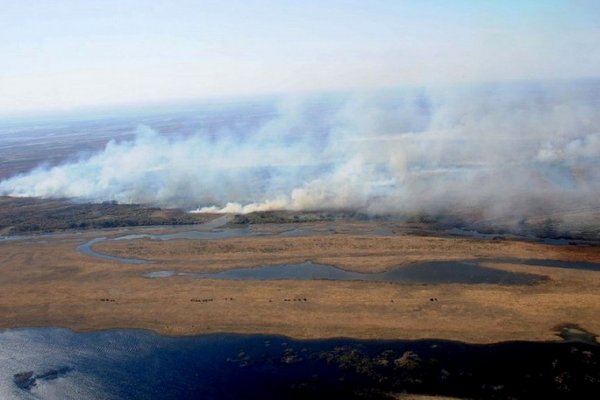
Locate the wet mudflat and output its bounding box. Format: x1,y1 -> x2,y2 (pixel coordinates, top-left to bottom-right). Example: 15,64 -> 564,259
1,328 -> 598,399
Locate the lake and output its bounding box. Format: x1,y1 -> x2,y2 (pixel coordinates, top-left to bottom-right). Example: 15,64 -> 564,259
1,328 -> 598,399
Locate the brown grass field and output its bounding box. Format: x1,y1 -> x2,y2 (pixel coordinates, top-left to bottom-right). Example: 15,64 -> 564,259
1,219 -> 599,343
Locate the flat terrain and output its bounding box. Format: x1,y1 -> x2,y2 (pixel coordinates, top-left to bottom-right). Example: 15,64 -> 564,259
1,218 -> 599,344
0,196 -> 217,235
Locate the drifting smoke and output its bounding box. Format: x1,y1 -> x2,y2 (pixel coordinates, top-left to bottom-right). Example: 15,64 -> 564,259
1,81 -> 599,222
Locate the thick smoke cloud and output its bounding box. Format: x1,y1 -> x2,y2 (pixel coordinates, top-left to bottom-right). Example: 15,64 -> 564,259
1,81 -> 599,223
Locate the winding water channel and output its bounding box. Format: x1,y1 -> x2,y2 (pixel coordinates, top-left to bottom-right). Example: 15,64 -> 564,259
75,218 -> 600,284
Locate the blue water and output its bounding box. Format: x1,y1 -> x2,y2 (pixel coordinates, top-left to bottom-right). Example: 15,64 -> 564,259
0,328 -> 389,399
1,328 -> 598,399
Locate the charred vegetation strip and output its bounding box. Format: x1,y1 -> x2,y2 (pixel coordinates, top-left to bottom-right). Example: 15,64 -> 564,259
0,196 -> 217,235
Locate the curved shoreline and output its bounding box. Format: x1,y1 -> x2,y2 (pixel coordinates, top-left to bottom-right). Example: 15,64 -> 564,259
3,326 -> 598,399
1,323 -> 597,345
77,223 -> 600,272
77,237 -> 152,264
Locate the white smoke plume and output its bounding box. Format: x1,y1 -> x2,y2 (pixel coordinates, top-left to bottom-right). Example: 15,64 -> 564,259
1,81 -> 599,222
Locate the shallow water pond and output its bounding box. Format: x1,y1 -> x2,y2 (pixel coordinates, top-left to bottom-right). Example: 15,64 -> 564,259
145,260 -> 545,285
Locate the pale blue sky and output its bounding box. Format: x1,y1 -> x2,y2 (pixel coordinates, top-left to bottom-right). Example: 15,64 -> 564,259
1,0 -> 599,115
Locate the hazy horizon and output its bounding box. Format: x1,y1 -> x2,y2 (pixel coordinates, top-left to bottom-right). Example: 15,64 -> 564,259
2,76 -> 599,122
2,1 -> 600,116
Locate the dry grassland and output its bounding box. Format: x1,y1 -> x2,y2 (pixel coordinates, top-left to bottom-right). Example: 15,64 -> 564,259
1,223 -> 599,343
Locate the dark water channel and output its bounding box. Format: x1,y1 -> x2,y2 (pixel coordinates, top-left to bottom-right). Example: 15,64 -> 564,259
76,226 -> 259,264
77,225 -> 600,281
146,260 -> 545,285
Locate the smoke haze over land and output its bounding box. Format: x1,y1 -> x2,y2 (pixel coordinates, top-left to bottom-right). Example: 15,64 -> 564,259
1,81 -> 599,226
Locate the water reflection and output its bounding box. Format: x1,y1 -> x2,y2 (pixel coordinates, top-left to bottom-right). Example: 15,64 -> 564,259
1,328 -> 598,400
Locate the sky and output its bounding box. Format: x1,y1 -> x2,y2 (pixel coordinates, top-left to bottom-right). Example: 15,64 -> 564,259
1,0 -> 600,116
